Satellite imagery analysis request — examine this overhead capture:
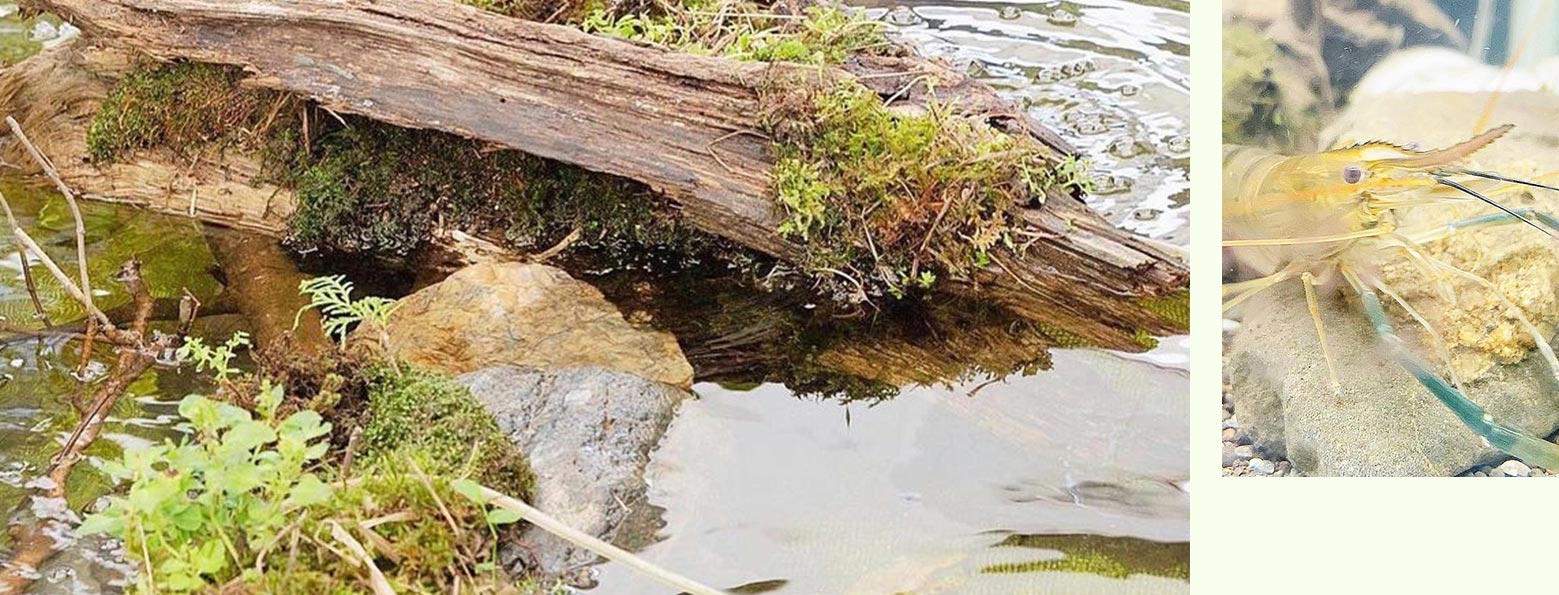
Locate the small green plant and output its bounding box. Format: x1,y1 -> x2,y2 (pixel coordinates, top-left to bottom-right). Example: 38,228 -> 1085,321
295,275 -> 400,348
175,331 -> 251,381
580,3 -> 889,66
78,385 -> 333,592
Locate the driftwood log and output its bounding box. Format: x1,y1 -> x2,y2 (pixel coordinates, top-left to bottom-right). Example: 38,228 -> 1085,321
17,0 -> 1187,349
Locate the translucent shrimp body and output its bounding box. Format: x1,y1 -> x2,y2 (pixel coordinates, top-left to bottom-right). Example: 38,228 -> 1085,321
1223,125 -> 1559,470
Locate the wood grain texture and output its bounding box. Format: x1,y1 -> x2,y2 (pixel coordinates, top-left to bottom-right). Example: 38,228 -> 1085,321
23,0 -> 1188,348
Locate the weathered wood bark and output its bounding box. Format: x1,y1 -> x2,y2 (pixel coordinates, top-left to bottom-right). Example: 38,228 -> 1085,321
22,0 -> 1188,349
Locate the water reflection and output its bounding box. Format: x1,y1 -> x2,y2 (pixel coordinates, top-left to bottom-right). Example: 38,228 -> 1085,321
0,182 -> 226,594
595,347 -> 1188,593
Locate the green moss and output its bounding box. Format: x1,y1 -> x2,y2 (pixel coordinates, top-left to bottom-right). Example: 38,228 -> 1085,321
984,534 -> 1189,581
286,120 -> 701,256
88,63 -> 711,260
763,81 -> 1070,297
1137,289 -> 1189,330
360,366 -> 535,500
580,3 -> 891,66
86,63 -> 301,165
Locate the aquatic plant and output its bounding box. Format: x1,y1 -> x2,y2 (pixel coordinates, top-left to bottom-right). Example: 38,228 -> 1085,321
983,534 -> 1189,581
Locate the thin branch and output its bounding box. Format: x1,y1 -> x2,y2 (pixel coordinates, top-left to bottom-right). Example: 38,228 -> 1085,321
473,483 -> 729,595
6,117 -> 96,318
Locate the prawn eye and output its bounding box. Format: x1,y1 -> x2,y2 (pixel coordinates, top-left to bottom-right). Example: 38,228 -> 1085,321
1342,165 -> 1364,184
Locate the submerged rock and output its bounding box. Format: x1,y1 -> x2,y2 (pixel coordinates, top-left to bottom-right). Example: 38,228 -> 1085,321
457,366 -> 689,582
379,262 -> 694,387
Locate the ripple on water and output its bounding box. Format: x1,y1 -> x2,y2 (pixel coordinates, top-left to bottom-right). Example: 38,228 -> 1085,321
862,0 -> 1190,246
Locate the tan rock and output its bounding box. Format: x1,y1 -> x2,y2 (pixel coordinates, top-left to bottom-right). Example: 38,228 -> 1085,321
381,262 -> 693,388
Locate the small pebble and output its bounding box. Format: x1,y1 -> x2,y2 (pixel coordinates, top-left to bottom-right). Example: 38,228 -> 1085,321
1233,445 -> 1254,459
1496,460 -> 1533,477
1223,415 -> 1239,430
1222,443 -> 1238,467
1249,458 -> 1276,475
1221,428 -> 1237,442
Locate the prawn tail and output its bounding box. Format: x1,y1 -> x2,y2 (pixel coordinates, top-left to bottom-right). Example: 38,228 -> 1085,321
1352,280 -> 1559,470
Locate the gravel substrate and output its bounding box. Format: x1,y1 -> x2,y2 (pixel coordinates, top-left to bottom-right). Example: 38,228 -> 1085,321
1221,388 -> 1304,477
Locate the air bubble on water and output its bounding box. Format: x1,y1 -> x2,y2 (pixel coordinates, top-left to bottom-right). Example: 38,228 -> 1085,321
1107,137 -> 1141,159
1132,208 -> 1161,221
1162,134 -> 1190,155
1118,84 -> 1141,96
884,6 -> 922,26
997,6 -> 1022,20
1094,176 -> 1134,195
1033,66 -> 1064,84
1046,11 -> 1079,26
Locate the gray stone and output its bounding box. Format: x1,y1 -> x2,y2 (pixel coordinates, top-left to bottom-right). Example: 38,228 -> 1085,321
1249,458 -> 1276,475
1232,445 -> 1254,459
1222,443 -> 1238,467
1496,460 -> 1533,478
457,365 -> 691,580
1228,284 -> 1559,476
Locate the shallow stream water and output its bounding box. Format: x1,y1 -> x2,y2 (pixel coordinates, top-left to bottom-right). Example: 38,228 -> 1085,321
0,1 -> 1188,593
594,1 -> 1189,593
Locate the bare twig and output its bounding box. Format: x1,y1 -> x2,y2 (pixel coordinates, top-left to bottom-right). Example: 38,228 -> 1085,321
0,187 -> 49,325
472,483 -> 729,595
528,226 -> 581,263
7,117 -> 96,319
327,520 -> 397,595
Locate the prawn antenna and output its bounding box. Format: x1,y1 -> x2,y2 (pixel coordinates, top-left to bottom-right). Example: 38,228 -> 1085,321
1433,175 -> 1558,240
1443,167 -> 1559,194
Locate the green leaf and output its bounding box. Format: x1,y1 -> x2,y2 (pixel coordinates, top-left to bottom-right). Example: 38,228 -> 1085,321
76,511 -> 124,537
192,539 -> 228,576
485,508 -> 523,525
450,479 -> 488,504
278,410 -> 330,442
256,380 -> 284,421
286,474 -> 332,508
223,420 -> 277,453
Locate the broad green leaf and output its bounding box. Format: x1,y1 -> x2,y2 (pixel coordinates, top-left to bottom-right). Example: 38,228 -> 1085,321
486,508 -> 523,525
450,479 -> 488,504
278,410 -> 330,442
75,511 -> 124,537
286,474 -> 332,508
222,420 -> 277,453
192,539 -> 227,576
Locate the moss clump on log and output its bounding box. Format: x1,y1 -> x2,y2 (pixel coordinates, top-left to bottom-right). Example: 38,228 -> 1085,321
359,365 -> 535,500
286,121 -> 700,257
568,1 -> 1093,298
580,1 -> 893,65
763,80 -> 1091,297
85,63 -> 303,169
86,63 -> 710,259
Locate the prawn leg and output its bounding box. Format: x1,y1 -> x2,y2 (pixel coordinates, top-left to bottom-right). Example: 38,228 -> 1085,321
1302,271 -> 1343,396
1348,273 -> 1559,469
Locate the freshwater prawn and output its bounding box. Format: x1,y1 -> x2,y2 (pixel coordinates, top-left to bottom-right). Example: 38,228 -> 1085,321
1222,125 -> 1559,468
